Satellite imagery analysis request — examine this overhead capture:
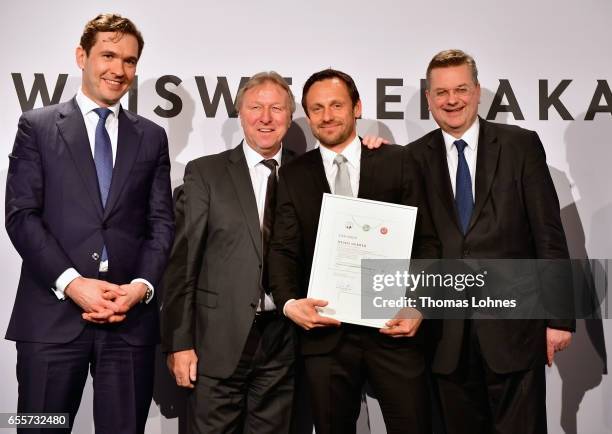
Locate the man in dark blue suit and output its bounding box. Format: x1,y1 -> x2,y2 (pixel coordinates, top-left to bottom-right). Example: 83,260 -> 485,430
408,49 -> 573,434
5,14 -> 174,433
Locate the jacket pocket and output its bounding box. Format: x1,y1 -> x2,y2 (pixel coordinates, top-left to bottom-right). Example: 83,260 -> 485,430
195,288 -> 218,308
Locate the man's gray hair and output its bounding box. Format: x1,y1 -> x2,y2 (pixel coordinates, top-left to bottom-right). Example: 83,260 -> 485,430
235,71 -> 296,114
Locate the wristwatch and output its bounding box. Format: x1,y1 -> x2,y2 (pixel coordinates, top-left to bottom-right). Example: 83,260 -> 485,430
141,285 -> 153,303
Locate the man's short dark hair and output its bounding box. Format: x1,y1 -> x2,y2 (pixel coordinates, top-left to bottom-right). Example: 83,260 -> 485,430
301,68 -> 360,116
80,13 -> 145,59
426,49 -> 478,89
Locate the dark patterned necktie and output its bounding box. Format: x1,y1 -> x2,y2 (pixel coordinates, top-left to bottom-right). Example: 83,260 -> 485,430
261,159 -> 278,297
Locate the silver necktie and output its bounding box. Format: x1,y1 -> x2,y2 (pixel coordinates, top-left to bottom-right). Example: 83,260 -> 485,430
333,154 -> 353,197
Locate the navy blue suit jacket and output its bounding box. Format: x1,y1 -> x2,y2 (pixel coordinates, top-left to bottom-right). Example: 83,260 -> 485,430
5,97 -> 174,346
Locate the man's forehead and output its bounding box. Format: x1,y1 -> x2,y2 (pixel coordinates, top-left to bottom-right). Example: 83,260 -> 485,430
430,67 -> 475,86
314,77 -> 344,89
244,82 -> 289,100
430,65 -> 471,78
309,78 -> 351,97
93,31 -> 136,47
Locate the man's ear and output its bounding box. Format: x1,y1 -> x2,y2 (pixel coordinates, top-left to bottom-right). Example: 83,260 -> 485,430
76,46 -> 86,70
353,100 -> 362,119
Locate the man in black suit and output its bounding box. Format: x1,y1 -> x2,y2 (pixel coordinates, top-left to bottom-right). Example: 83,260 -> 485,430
5,14 -> 174,433
161,72 -> 298,433
268,69 -> 439,434
408,49 -> 574,434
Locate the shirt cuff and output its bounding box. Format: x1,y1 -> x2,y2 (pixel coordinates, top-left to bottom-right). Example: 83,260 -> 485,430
54,268 -> 81,300
131,278 -> 155,304
282,299 -> 296,316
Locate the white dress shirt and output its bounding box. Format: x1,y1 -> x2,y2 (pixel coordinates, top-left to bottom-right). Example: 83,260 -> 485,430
317,135 -> 362,197
442,118 -> 480,199
243,140 -> 283,311
53,89 -> 154,303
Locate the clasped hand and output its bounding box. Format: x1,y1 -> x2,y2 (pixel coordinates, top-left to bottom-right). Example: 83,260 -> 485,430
65,277 -> 147,324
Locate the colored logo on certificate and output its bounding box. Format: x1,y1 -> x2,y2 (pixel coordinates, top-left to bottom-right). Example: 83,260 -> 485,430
380,227 -> 388,235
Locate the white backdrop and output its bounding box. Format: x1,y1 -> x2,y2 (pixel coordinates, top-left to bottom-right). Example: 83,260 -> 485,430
1,1 -> 610,433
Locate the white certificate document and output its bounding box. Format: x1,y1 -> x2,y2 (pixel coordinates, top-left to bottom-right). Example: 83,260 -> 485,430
307,193 -> 417,328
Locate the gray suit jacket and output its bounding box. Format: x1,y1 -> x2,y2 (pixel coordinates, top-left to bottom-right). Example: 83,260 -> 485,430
160,143 -> 294,378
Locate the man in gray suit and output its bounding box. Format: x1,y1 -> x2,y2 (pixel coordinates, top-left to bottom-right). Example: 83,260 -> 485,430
161,71 -> 297,433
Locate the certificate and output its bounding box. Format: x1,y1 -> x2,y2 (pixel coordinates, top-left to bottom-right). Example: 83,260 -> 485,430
307,193 -> 417,328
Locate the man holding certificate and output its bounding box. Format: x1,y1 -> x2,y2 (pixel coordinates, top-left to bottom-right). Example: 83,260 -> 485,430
268,69 -> 439,434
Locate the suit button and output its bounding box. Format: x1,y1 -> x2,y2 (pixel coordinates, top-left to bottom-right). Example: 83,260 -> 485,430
92,252 -> 100,261
258,264 -> 262,269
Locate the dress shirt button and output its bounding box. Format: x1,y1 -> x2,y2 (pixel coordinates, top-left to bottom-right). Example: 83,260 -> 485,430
91,252 -> 100,261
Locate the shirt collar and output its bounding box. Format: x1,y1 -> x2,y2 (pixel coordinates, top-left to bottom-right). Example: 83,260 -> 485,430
242,140 -> 282,169
442,117 -> 480,154
318,135 -> 362,169
76,88 -> 121,119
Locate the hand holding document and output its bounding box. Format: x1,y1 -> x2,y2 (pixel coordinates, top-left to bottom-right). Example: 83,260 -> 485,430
380,308 -> 423,337
307,194 -> 418,328
284,298 -> 341,330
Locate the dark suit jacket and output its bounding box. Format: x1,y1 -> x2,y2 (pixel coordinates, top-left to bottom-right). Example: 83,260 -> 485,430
160,143 -> 295,379
5,98 -> 174,346
268,143 -> 439,356
407,118 -> 574,374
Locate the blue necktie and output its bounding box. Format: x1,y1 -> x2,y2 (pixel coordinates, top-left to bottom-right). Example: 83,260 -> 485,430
93,108 -> 113,261
454,139 -> 473,234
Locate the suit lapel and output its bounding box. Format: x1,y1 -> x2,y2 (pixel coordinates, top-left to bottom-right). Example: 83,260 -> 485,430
228,143 -> 263,260
56,98 -> 104,217
357,144 -> 374,199
306,149 -> 331,196
103,108 -> 142,218
469,119 -> 500,232
425,131 -> 458,229
281,146 -> 296,165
